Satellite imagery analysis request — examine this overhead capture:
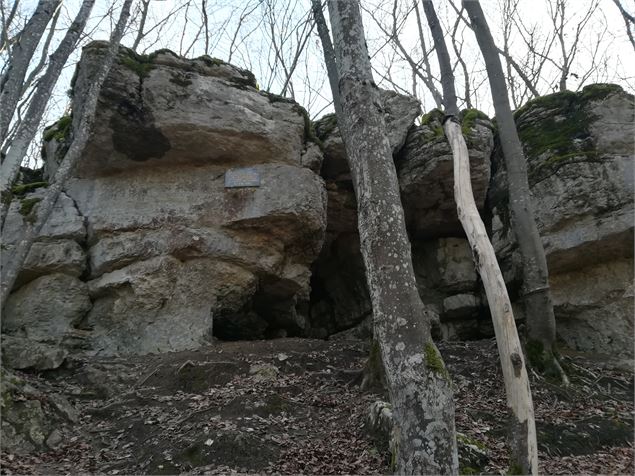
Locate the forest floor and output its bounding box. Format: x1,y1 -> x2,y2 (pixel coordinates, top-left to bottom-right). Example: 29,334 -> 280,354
1,337 -> 633,475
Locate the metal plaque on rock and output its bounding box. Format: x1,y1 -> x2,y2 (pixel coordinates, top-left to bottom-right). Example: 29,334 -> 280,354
224,167 -> 261,188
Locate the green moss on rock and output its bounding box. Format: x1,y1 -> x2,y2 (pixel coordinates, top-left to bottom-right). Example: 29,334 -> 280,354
511,88 -> 609,184
507,463 -> 524,475
314,113 -> 338,141
580,83 -> 623,102
43,115 -> 72,142
460,466 -> 479,475
121,54 -> 155,78
19,197 -> 41,218
11,182 -> 48,196
457,433 -> 487,451
420,108 -> 444,126
460,109 -> 490,136
196,55 -> 226,67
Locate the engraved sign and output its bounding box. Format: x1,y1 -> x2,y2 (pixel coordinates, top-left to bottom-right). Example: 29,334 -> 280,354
224,167 -> 261,188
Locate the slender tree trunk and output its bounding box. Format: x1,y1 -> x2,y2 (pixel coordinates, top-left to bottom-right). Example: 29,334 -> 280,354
324,1 -> 458,473
131,0 -> 150,51
0,0 -> 95,229
463,0 -> 568,384
423,2 -> 538,473
311,0 -> 341,116
0,0 -> 61,144
0,0 -> 133,310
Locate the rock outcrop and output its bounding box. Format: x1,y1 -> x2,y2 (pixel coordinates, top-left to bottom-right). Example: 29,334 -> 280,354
396,108 -> 493,237
2,40 -> 632,360
309,107 -> 495,339
490,84 -> 634,356
2,43 -> 327,357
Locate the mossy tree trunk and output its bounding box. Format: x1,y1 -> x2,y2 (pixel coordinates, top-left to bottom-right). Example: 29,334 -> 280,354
462,0 -> 569,385
0,0 -> 133,311
323,1 -> 458,473
0,0 -> 95,229
423,1 -> 538,473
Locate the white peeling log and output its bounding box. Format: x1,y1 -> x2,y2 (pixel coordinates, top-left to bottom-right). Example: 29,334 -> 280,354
444,118 -> 538,475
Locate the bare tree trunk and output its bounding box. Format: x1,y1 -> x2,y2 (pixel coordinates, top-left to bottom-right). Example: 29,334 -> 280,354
0,0 -> 61,143
310,0 -> 341,115
131,0 -> 151,51
422,2 -> 538,473
0,0 -> 95,229
0,0 -> 133,310
613,0 -> 635,52
463,0 -> 569,384
324,1 -> 458,473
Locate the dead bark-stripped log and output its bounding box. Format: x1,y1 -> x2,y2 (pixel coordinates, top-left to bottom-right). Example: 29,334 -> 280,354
325,1 -> 458,473
447,117 -> 538,475
0,0 -> 133,311
0,0 -> 61,144
421,2 -> 538,473
463,0 -> 568,385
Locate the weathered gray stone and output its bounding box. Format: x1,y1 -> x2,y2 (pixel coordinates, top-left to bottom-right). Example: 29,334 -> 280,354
16,240 -> 86,286
551,261 -> 633,356
396,110 -> 493,237
0,45 -> 329,354
85,256 -> 255,355
46,429 -> 63,449
2,190 -> 85,244
490,85 -> 634,356
436,238 -> 477,292
443,293 -> 480,319
1,335 -> 68,370
3,274 -> 91,342
301,143 -> 324,173
48,394 -> 79,423
70,44 -> 308,177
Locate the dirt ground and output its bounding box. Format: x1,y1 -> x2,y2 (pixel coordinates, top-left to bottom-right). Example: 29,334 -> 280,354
1,337 -> 633,475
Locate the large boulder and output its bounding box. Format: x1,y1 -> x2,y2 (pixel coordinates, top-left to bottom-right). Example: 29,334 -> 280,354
70,44 -> 310,176
490,84 -> 634,356
4,43 -> 327,356
396,109 -> 494,237
1,336 -> 68,371
3,274 -> 91,343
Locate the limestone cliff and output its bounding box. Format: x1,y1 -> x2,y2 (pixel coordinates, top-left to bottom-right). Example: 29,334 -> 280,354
1,45 -> 632,365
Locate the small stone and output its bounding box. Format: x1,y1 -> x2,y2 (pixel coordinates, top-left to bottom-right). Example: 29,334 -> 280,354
46,429 -> 63,449
49,394 -> 79,423
249,363 -> 279,383
1,336 -> 67,370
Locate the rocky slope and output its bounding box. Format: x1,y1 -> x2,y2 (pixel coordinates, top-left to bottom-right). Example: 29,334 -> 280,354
1,338 -> 632,474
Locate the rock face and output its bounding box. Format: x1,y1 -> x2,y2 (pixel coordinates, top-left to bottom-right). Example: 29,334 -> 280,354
2,40 -> 631,360
309,107 -> 494,339
396,109 -> 494,237
311,85 -> 633,355
490,84 -> 634,356
3,43 -> 326,356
